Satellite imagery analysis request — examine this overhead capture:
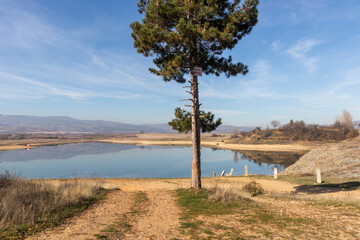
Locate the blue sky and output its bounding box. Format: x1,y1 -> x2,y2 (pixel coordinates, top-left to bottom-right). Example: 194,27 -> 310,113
0,0 -> 360,126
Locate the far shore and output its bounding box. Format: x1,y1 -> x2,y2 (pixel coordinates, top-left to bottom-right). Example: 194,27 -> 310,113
0,133 -> 319,152
101,133 -> 317,152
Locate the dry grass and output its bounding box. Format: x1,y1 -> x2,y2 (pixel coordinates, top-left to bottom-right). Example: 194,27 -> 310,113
0,170 -> 107,239
264,191 -> 360,208
208,184 -> 251,202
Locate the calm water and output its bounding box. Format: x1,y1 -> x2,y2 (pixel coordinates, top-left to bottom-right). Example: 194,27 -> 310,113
0,143 -> 303,179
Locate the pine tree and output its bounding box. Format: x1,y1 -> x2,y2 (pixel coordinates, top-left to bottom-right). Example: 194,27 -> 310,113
168,107 -> 222,134
131,0 -> 259,189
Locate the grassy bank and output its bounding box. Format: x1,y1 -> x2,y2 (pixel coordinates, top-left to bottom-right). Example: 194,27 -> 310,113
0,171 -> 109,239
176,183 -> 360,239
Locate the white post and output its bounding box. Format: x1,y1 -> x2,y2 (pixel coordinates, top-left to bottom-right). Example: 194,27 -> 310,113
245,165 -> 248,176
274,168 -> 278,179
220,170 -> 225,177
316,168 -> 322,184
229,168 -> 234,176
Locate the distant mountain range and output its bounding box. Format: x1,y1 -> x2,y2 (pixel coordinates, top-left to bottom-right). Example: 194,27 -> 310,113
0,114 -> 253,134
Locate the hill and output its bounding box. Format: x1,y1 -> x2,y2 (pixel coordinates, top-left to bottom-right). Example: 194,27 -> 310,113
143,123 -> 253,134
0,114 -> 250,134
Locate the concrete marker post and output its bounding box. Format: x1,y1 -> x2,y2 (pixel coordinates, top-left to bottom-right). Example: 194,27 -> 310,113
316,168 -> 322,184
274,167 -> 278,179
220,170 -> 225,177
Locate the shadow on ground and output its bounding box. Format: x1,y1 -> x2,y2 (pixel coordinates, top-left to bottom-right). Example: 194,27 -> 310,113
294,181 -> 360,194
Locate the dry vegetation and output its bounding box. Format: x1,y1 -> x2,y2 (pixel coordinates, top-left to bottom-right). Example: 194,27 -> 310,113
0,170 -> 108,239
231,111 -> 359,143
176,182 -> 360,239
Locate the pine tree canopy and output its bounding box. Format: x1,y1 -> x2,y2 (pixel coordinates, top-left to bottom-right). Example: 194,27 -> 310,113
168,107 -> 222,133
131,0 -> 259,83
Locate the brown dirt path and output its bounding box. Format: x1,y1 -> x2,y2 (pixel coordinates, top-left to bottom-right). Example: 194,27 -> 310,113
124,190 -> 183,240
27,190 -> 132,240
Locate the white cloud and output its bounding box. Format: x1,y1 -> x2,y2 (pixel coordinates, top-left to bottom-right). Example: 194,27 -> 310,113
291,12 -> 298,22
92,55 -> 109,69
200,59 -> 288,100
304,57 -> 319,73
296,66 -> 360,108
271,41 -> 280,51
287,39 -> 321,59
286,39 -> 322,72
206,109 -> 247,116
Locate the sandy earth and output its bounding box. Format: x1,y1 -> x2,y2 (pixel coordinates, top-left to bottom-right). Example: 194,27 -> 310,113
26,177 -> 360,240
123,190 -> 182,240
27,191 -> 133,240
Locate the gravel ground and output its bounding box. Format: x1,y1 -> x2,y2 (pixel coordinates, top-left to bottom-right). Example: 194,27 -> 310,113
281,136 -> 360,178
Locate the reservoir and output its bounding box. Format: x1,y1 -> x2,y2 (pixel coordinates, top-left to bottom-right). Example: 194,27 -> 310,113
0,143 -> 303,179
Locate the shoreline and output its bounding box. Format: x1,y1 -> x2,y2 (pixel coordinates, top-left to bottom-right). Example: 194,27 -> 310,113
0,133 -> 318,152
101,138 -> 315,152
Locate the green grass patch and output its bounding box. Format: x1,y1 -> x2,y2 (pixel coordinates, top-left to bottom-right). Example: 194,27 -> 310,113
176,188 -> 242,217
176,188 -> 251,239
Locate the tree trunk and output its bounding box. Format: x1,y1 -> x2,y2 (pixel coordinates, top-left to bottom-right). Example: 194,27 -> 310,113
190,72 -> 201,189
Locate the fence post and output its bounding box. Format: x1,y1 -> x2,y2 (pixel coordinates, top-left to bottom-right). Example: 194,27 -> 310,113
245,165 -> 248,176
220,170 -> 225,177
316,168 -> 322,184
213,171 -> 216,177
274,168 -> 278,179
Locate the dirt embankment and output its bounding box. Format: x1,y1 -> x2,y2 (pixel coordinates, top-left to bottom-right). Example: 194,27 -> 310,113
281,136 -> 360,178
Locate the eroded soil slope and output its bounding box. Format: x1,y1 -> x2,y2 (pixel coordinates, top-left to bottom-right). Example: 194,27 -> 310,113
281,136 -> 360,178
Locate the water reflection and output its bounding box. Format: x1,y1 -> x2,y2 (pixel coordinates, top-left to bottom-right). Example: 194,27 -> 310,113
233,150 -> 304,167
0,143 -> 138,162
0,143 -> 305,179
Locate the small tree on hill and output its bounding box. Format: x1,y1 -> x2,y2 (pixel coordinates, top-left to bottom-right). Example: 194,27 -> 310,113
270,120 -> 280,129
131,0 -> 259,189
168,107 -> 222,133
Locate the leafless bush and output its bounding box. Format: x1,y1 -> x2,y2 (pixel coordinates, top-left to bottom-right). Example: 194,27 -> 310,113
231,128 -> 238,138
242,180 -> 264,197
0,169 -> 20,188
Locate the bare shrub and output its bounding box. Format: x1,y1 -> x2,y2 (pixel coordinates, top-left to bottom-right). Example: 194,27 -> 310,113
270,120 -> 281,129
242,180 -> 264,197
208,184 -> 250,202
231,128 -> 238,138
0,169 -> 20,188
